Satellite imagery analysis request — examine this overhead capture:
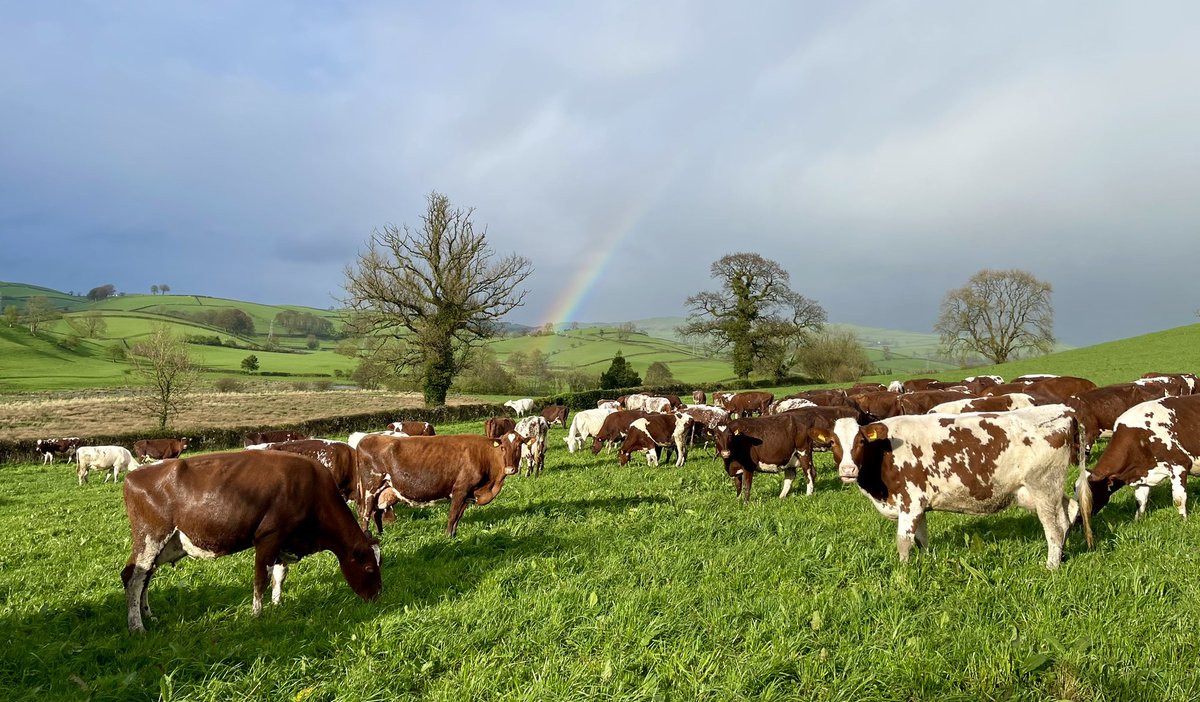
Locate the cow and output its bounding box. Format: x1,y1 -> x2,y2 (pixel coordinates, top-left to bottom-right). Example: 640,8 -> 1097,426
984,376 -> 1097,403
894,378 -> 946,393
848,383 -> 887,394
120,451 -> 381,632
565,407 -> 617,453
617,413 -> 694,467
386,421 -> 436,436
1066,382 -> 1171,457
514,415 -> 550,476
660,394 -> 684,409
928,393 -> 1038,415
591,410 -> 655,454
1078,395 -> 1200,525
133,438 -> 188,463
896,389 -> 973,416
357,433 -> 529,537
771,397 -> 817,414
812,405 -> 1085,569
961,375 -> 1005,394
785,389 -> 852,408
712,391 -> 734,409
627,394 -> 671,413
36,437 -> 84,464
504,398 -> 535,417
849,391 -> 902,422
243,430 -> 307,447
1136,373 -> 1198,397
725,391 -> 774,417
1013,374 -> 1060,383
540,404 -> 570,427
712,407 -> 860,501
76,446 -> 140,485
246,439 -> 360,505
692,390 -> 706,405
348,430 -> 407,449
484,417 -> 517,439
677,404 -> 730,453
597,400 -> 621,411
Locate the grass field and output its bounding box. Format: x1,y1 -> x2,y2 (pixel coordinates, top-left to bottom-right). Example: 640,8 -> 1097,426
2,420 -> 1199,700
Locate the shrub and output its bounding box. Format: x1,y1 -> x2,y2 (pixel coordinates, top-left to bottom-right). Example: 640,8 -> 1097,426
214,377 -> 244,393
305,334 -> 320,350
291,381 -> 310,392
795,329 -> 876,383
312,380 -> 333,391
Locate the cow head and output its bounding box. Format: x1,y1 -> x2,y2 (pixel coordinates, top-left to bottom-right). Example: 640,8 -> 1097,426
339,536 -> 383,602
711,424 -> 733,459
180,438 -> 190,451
495,433 -> 528,475
811,418 -> 890,483
617,428 -> 654,466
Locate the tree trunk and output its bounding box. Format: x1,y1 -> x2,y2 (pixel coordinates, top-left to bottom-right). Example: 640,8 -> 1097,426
423,343 -> 455,407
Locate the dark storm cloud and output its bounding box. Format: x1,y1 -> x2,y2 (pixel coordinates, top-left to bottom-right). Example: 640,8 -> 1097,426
1,1 -> 1197,345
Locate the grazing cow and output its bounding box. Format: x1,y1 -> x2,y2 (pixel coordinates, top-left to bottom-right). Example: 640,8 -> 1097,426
984,376 -> 1097,403
591,410 -> 655,454
892,379 -> 941,393
849,391 -> 902,422
725,391 -> 775,417
848,383 -> 887,394
928,393 -> 1038,415
813,405 -> 1084,569
961,375 -> 1005,394
887,381 -> 904,393
348,430 -> 407,449
36,437 -> 84,464
1013,374 -> 1060,383
514,416 -> 550,476
1136,373 -> 1198,397
484,417 -> 517,439
617,413 -> 694,467
243,430 -> 307,447
1078,395 -> 1200,524
540,405 -> 570,427
133,438 -> 188,463
677,404 -> 730,453
712,407 -> 860,501
786,389 -> 852,408
76,446 -> 139,485
246,439 -> 360,505
771,397 -> 817,414
597,400 -> 621,411
565,407 -> 617,453
1067,383 -> 1171,456
896,389 -> 973,416
386,421 -> 436,436
660,394 -> 684,409
503,398 -> 535,417
120,451 -> 381,632
692,390 -> 706,405
712,392 -> 734,409
357,433 -> 529,537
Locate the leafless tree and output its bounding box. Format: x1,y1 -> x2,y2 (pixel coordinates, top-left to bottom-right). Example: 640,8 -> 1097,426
131,325 -> 200,429
24,296 -> 60,334
678,252 -> 826,380
615,321 -> 638,341
343,191 -> 533,406
66,311 -> 108,339
935,268 -> 1055,364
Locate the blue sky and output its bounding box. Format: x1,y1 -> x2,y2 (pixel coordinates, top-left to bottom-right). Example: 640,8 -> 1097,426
2,1 -> 1197,345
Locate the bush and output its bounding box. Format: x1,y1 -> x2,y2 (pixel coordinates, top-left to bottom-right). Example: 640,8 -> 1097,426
291,381 -> 310,392
795,329 -> 876,383
305,334 -> 320,350
312,380 -> 333,391
214,377 -> 245,393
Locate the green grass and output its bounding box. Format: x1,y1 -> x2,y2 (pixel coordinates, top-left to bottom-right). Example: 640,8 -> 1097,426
2,421 -> 1199,700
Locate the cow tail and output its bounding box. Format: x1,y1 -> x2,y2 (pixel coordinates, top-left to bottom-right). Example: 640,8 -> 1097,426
1074,417 -> 1094,550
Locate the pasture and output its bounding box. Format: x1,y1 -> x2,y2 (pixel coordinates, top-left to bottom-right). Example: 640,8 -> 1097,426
3,420 -> 1200,700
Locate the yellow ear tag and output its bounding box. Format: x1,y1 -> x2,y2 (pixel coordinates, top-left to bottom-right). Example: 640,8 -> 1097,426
733,429 -> 740,435
865,428 -> 880,441
492,440 -> 501,447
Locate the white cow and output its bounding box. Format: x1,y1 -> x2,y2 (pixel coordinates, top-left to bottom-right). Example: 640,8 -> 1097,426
565,407 -> 617,453
504,398 -> 535,417
514,415 -> 550,476
348,430 -> 408,449
75,445 -> 139,485
771,398 -> 817,414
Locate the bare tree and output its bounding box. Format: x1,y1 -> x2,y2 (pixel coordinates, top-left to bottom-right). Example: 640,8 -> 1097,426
66,311 -> 108,339
131,325 -> 200,429
24,296 -> 60,334
159,283 -> 171,295
615,321 -> 638,341
343,191 -> 533,406
935,268 -> 1054,364
678,252 -> 826,380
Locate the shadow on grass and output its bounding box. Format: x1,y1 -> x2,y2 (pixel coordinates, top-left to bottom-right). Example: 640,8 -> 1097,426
463,494 -> 671,527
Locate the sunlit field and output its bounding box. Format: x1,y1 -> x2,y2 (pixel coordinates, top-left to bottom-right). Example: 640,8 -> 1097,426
2,420 -> 1199,701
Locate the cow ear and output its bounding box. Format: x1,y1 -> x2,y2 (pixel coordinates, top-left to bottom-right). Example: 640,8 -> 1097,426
808,428 -> 830,443
863,424 -> 889,442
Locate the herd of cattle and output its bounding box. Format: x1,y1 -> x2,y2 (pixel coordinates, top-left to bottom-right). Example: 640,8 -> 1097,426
31,371 -> 1200,632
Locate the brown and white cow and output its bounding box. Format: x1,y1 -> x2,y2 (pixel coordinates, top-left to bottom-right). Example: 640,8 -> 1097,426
984,376 -> 1097,403
677,404 -> 730,453
484,416 -> 517,439
565,407 -> 617,453
813,405 -> 1085,569
1078,395 -> 1200,525
1136,373 -> 1198,397
960,375 -> 1005,394
121,450 -> 381,632
243,430 -> 307,447
771,397 -> 817,414
617,413 -> 694,467
786,389 -> 852,408
1066,382 -> 1170,456
896,389 -> 973,416
357,433 -> 529,537
712,391 -> 734,409
36,437 -> 84,464
514,415 -> 550,476
597,399 -> 621,411
692,390 -> 707,405
591,410 -> 655,454
133,438 -> 188,463
246,439 -> 360,506
725,391 -> 774,417
712,407 -> 859,502
540,404 -> 569,427
928,393 -> 1038,415
386,421 -> 436,436
848,383 -> 887,394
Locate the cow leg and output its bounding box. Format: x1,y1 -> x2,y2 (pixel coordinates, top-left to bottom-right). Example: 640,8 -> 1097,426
1172,470 -> 1188,520
913,512 -> 929,551
741,471 -> 754,504
1133,485 -> 1152,520
1034,499 -> 1067,570
252,543 -> 282,616
123,531 -> 177,632
801,452 -> 816,496
778,469 -> 796,499
896,510 -> 924,561
446,492 -> 470,538
271,563 -> 289,606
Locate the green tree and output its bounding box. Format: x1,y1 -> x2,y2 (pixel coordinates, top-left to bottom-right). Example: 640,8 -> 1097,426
4,305 -> 19,327
305,334 -> 320,350
934,268 -> 1054,364
795,329 -> 876,383
131,325 -> 200,429
343,191 -> 533,406
241,354 -> 260,372
66,311 -> 107,339
679,252 -> 826,380
644,361 -> 675,386
150,284 -> 159,295
24,296 -> 60,334
600,351 -> 641,390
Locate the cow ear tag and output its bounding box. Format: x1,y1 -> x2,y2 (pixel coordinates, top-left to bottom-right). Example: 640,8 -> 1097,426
493,440 -> 501,447
865,428 -> 880,441
733,428 -> 740,435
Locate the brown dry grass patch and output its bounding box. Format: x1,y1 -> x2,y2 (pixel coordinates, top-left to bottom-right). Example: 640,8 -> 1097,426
0,390 -> 480,440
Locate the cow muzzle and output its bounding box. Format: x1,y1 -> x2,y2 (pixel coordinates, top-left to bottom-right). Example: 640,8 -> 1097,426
718,450 -> 731,459
505,465 -> 519,475
838,463 -> 859,482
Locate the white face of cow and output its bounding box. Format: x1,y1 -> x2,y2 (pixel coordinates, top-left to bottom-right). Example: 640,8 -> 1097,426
831,417 -> 862,481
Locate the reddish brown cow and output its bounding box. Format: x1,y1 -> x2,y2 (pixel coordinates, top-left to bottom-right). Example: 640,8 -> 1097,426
386,421 -> 436,436
248,439 -> 360,505
899,378 -> 948,393
121,451 -> 381,632
712,391 -> 734,409
1067,383 -> 1171,457
725,391 -> 775,417
984,376 -> 1097,403
484,417 -> 516,438
133,438 -> 188,462
540,405 -> 570,427
960,375 -> 1004,394
927,393 -> 1040,415
1137,373 -> 1199,397
692,390 -> 706,404
786,389 -> 852,408
617,413 -> 693,467
591,410 -> 654,454
896,390 -> 972,415
357,433 -> 528,537
848,383 -> 886,394
849,391 -> 902,421
243,430 -> 307,447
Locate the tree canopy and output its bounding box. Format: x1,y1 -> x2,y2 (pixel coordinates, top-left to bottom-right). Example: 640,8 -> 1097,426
934,268 -> 1055,364
600,352 -> 641,389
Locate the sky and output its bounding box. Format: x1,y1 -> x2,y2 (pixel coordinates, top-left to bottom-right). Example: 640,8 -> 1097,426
2,1 -> 1197,346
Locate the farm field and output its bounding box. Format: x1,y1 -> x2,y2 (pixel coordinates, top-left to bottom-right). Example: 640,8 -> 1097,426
2,420 -> 1199,700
